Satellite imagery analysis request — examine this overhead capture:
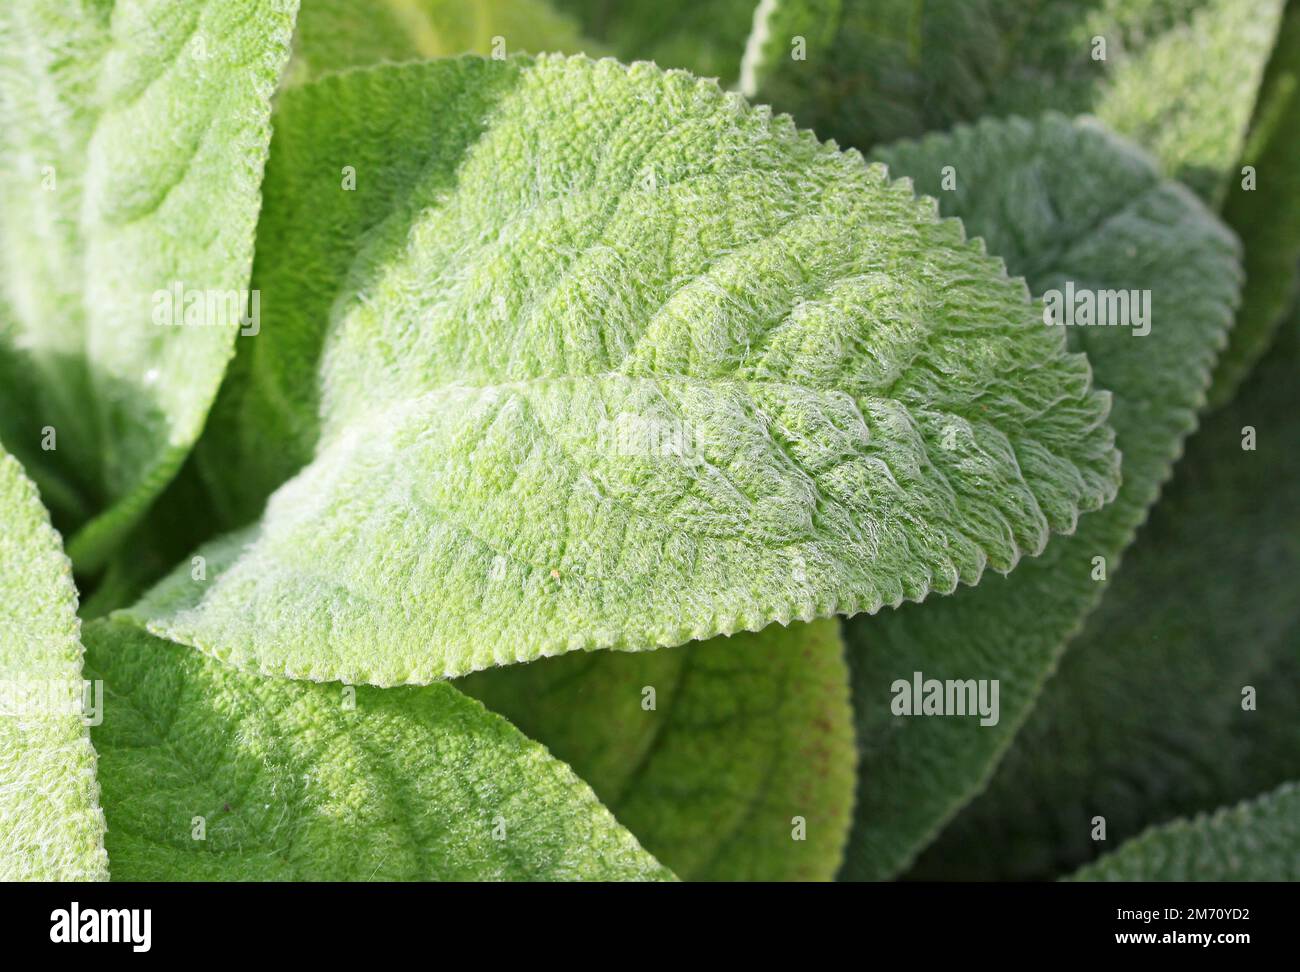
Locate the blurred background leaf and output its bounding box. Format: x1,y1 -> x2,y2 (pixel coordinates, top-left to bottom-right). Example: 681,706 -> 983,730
461,620 -> 857,881
1069,781 -> 1300,881
912,308 -> 1300,880
837,113 -> 1241,879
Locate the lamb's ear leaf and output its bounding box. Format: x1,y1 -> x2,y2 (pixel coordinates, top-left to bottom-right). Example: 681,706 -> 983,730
552,0 -> 759,83
912,312 -> 1300,881
1209,1 -> 1300,407
84,618 -> 672,881
461,619 -> 856,880
0,445 -> 107,880
129,55 -> 1117,686
1067,782 -> 1300,881
746,0 -> 1283,205
78,459 -> 219,621
91,4 -> 600,607
840,114 -> 1241,880
284,0 -> 594,86
0,0 -> 299,571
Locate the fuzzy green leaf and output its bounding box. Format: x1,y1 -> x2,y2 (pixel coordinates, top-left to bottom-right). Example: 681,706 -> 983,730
913,311 -> 1300,881
1209,1 -> 1300,407
555,0 -> 760,82
746,0 -> 1283,205
462,619 -> 856,880
0,445 -> 107,880
127,55 -> 1116,686
285,0 -> 593,86
86,618 -> 672,881
87,2 -> 599,613
0,0 -> 298,570
839,114 -> 1241,880
1070,782 -> 1300,881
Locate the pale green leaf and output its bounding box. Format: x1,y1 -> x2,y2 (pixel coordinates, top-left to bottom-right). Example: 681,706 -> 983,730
554,0 -> 760,82
1209,1 -> 1300,407
913,312 -> 1300,881
87,1 -> 598,609
127,55 -> 1116,686
746,0 -> 1283,205
0,0 -> 299,570
461,619 -> 856,880
1070,782 -> 1300,881
839,114 -> 1241,880
86,618 -> 672,881
284,0 -> 594,86
0,445 -> 107,880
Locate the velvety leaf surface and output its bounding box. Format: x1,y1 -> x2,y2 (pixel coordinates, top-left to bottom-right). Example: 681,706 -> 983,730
129,55 -> 1116,687
86,618 -> 672,881
746,0 -> 1282,204
1209,0 -> 1300,407
839,114 -> 1240,880
555,0 -> 760,82
912,311 -> 1300,881
85,3 -> 597,616
462,619 -> 855,880
0,446 -> 107,880
0,0 -> 298,571
1070,782 -> 1300,881
285,0 -> 592,85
